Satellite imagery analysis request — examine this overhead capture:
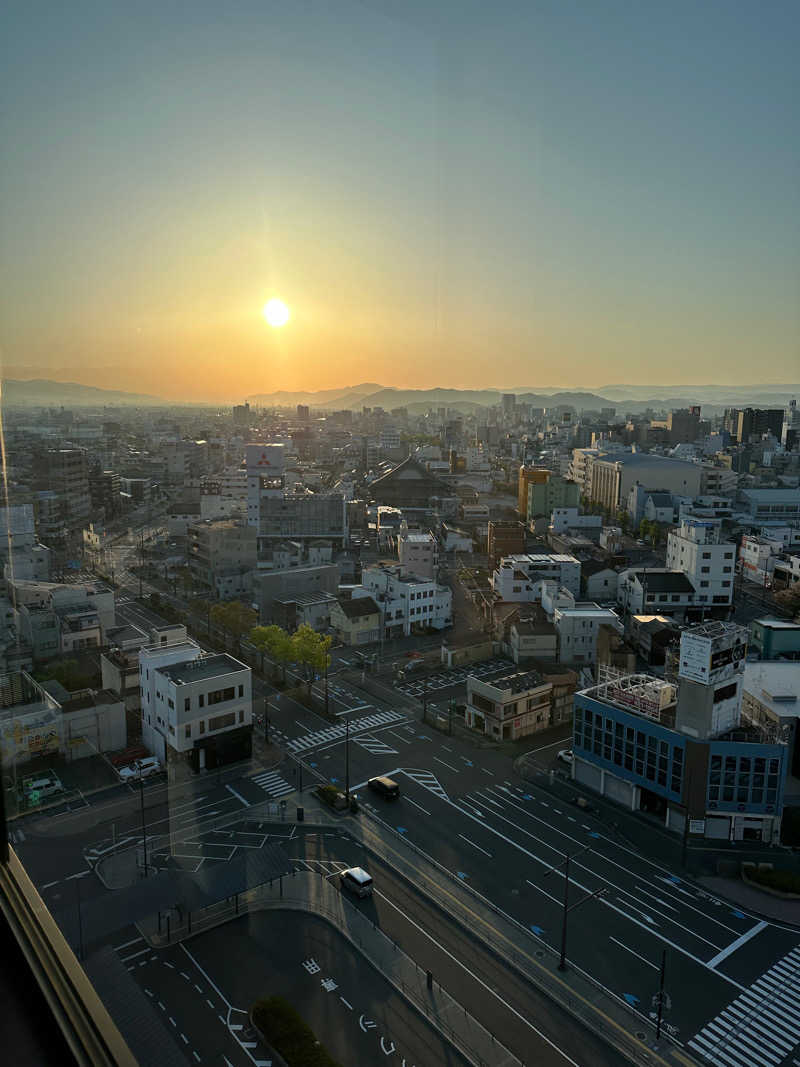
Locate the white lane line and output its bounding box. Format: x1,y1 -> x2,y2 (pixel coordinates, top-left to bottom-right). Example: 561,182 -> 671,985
195,984 -> 203,993
120,948 -> 151,962
481,768 -> 493,776
433,756 -> 459,772
458,834 -> 492,858
65,870 -> 91,880
193,1052 -> 201,1062
206,999 -> 215,1009
441,745 -> 453,752
403,796 -> 431,816
180,971 -> 191,980
180,1033 -> 189,1044
225,784 -> 250,807
610,936 -> 660,970
633,885 -> 679,913
374,889 -> 581,1066
164,961 -> 175,969
40,880 -> 60,889
145,988 -> 153,997
181,944 -> 232,1009
707,921 -> 769,969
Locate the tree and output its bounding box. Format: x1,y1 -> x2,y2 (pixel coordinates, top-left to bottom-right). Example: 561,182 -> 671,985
291,624 -> 332,693
210,601 -> 257,654
250,624 -> 293,681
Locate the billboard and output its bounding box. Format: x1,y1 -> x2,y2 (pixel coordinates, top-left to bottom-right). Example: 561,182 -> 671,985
679,627 -> 747,685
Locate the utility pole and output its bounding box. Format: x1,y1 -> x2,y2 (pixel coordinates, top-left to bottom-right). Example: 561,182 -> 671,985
422,673 -> 429,724
543,845 -> 606,971
656,949 -> 667,1040
324,653 -> 329,716
139,774 -> 148,877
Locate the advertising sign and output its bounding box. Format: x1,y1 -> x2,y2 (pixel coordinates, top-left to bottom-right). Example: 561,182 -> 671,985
679,633 -> 712,683
679,627 -> 747,685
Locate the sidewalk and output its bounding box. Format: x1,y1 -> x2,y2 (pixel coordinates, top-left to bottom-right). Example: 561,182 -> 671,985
698,875 -> 800,925
140,870 -> 520,1067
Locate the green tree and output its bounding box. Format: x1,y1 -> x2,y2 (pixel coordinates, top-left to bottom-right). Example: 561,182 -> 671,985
291,624 -> 332,693
210,600 -> 257,654
34,658 -> 96,693
251,624 -> 293,681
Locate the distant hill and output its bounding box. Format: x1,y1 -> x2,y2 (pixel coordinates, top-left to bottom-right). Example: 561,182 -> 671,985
1,378 -> 163,406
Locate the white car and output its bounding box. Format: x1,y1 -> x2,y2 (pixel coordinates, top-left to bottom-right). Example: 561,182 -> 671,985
557,749 -> 574,766
119,756 -> 162,783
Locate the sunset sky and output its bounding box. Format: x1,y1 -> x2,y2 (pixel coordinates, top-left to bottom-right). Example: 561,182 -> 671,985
2,1 -> 798,402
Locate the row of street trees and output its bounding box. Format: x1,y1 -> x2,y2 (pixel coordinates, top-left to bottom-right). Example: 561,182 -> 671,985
250,623 -> 332,692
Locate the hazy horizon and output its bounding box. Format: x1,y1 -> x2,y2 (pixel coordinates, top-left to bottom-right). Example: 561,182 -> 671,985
2,1 -> 798,402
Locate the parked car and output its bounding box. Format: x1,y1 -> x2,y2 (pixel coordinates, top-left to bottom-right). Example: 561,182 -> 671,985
24,776 -> 64,801
119,756 -> 162,783
557,749 -> 574,766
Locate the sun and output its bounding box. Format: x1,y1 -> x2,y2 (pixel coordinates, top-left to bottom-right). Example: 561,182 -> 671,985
263,298 -> 290,328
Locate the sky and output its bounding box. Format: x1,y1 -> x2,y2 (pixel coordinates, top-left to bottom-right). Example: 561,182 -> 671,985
1,1 -> 798,402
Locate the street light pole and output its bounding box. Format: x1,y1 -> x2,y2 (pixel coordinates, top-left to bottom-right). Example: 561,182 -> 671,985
324,654 -> 329,716
656,949 -> 667,1040
543,845 -> 605,972
139,774 -> 148,877
345,716 -> 351,802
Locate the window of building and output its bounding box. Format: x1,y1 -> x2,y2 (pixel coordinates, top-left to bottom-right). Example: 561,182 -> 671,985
184,723 -> 191,739
184,697 -> 191,711
209,711 -> 236,732
208,686 -> 235,705
198,720 -> 205,734
199,694 -> 204,707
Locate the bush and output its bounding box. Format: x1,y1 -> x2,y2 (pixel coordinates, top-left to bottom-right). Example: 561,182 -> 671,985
316,785 -> 340,808
252,997 -> 343,1067
746,867 -> 800,894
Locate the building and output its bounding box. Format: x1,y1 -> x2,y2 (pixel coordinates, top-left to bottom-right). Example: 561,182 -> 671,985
643,492 -> 675,525
466,668 -> 554,740
548,507 -> 602,542
666,407 -> 702,445
368,455 -> 452,510
487,521 -> 526,570
773,553 -> 800,591
581,563 -> 619,602
553,603 -> 622,665
749,618 -> 800,661
139,639 -> 252,771
0,504 -> 49,581
586,452 -> 702,513
329,595 -> 382,646
518,466 -> 549,516
527,474 -> 580,523
491,553 -> 581,601
505,608 -> 557,664
739,534 -> 784,586
738,488 -> 800,527
360,565 -> 452,637
271,591 -> 337,633
253,564 -> 339,625
617,569 -> 697,620
665,518 -> 736,610
741,662 -> 800,778
188,518 -> 257,595
397,530 -> 438,580
724,407 -> 784,444
699,464 -> 738,498
33,448 -> 90,533
571,623 -> 786,843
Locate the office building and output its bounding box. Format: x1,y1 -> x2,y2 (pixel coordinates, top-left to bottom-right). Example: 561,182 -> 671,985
397,530 -> 438,580
360,564 -> 452,637
724,407 -> 784,444
553,603 -> 622,665
571,623 -> 786,843
491,553 -> 581,601
665,518 -> 735,610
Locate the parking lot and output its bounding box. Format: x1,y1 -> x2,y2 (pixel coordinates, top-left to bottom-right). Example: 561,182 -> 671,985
395,658 -> 512,699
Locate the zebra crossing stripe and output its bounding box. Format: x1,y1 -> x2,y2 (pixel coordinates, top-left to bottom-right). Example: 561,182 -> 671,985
689,947 -> 800,1067
286,710 -> 406,752
251,771 -> 293,797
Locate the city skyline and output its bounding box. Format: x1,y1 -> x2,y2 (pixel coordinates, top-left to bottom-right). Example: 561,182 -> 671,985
2,1 -> 798,402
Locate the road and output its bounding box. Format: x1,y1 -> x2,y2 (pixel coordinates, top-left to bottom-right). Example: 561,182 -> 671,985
13,637 -> 800,1067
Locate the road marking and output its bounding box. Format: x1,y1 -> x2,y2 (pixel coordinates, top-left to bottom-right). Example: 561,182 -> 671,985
193,1053 -> 201,1063
181,944 -> 232,1009
180,971 -> 191,980
65,870 -> 91,880
433,756 -> 459,772
195,984 -> 203,993
707,921 -> 769,969
169,1017 -> 176,1027
441,745 -> 453,752
180,1033 -> 189,1044
120,947 -> 151,962
403,796 -> 431,815
374,889 -> 581,1066
40,880 -> 60,889
481,768 -> 493,776
458,834 -> 492,858
206,999 -> 215,1009
610,936 -> 660,970
225,784 -> 250,807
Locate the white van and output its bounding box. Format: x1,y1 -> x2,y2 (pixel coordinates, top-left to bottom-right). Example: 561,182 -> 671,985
24,776 -> 64,800
119,756 -> 162,783
339,867 -> 373,899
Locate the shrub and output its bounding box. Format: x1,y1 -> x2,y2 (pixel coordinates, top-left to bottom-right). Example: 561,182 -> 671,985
252,996 -> 343,1067
316,784 -> 340,808
746,867 -> 800,894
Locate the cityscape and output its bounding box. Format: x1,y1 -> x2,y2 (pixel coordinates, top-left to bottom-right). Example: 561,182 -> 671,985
2,4 -> 800,1067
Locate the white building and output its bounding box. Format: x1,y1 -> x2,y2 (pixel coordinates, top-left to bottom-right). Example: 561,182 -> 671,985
397,530 -> 438,580
666,518 -> 736,609
140,639 -> 252,770
360,565 -> 452,637
548,508 -> 602,542
617,569 -> 697,619
739,534 -> 784,586
554,603 -> 623,665
491,554 -> 581,602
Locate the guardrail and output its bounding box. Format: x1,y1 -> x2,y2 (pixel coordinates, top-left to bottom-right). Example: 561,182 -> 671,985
142,870 -> 520,1067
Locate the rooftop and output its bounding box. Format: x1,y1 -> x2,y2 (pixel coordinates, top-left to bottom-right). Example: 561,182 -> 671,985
469,668 -> 546,695
753,617 -> 800,632
336,595 -> 380,619
740,488 -> 800,502
629,569 -> 695,594
157,653 -> 249,684
743,662 -> 799,719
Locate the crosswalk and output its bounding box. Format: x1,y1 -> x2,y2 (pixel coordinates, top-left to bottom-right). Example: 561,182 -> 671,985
285,709 -> 407,754
352,734 -> 399,756
404,770 -> 449,800
249,769 -> 294,798
689,945 -> 800,1067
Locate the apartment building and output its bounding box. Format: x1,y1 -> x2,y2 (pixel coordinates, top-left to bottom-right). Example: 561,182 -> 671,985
33,448 -> 91,532
548,507 -> 602,542
188,518 -> 257,595
666,518 -> 736,610
491,553 -> 581,601
553,603 -> 622,665
360,565 -> 452,637
397,530 -> 438,580
739,534 -> 784,586
139,639 -> 252,771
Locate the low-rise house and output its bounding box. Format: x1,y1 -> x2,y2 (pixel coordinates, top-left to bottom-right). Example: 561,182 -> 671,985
330,595 -> 382,646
